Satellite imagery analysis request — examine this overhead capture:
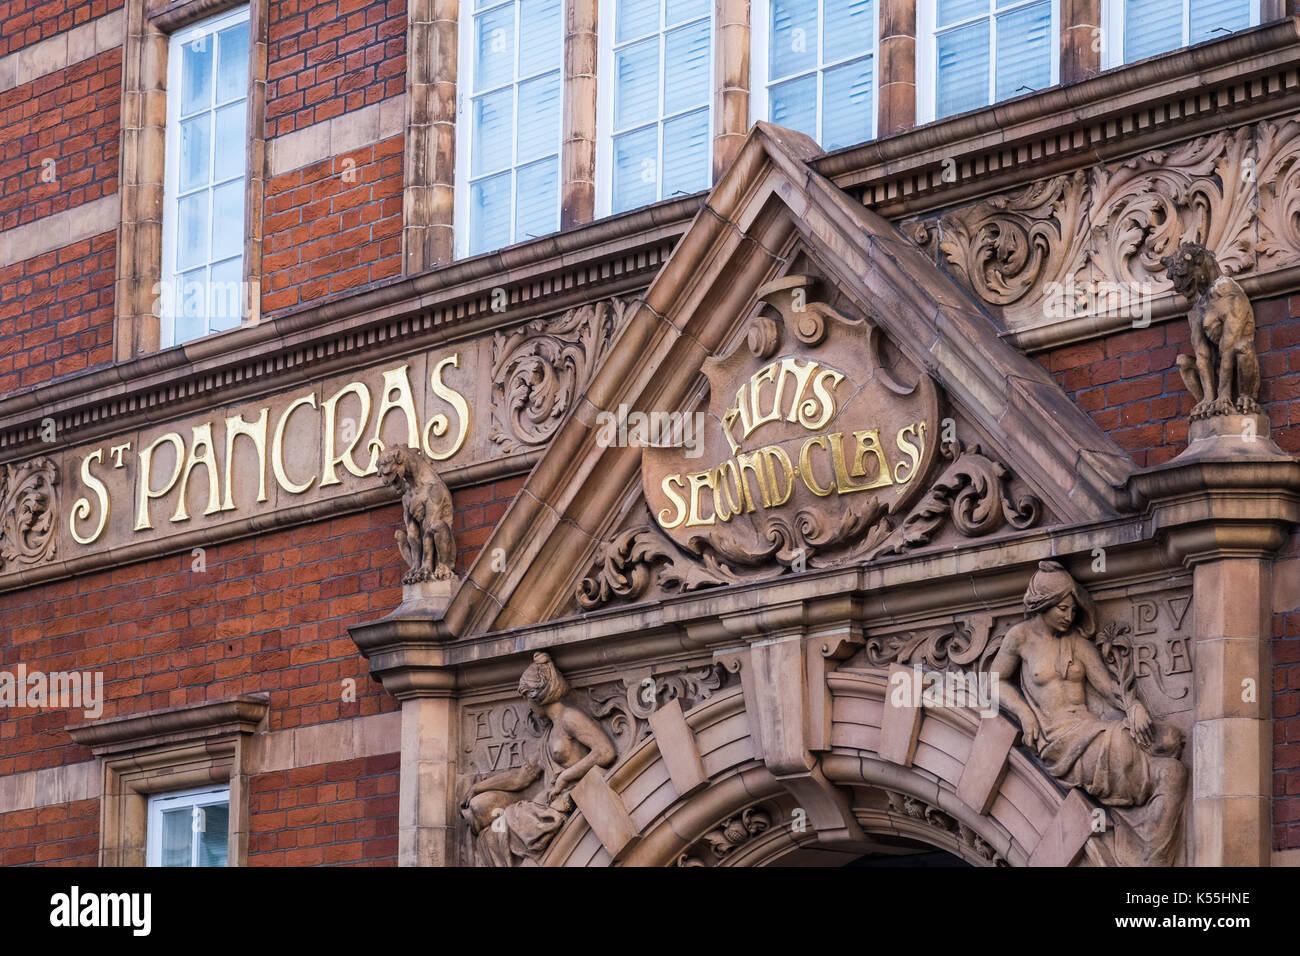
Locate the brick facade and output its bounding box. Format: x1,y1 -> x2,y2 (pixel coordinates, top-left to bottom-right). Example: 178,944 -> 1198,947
0,49 -> 120,231
266,0 -> 405,138
0,231 -> 114,391
262,134 -> 403,311
0,0 -> 1296,870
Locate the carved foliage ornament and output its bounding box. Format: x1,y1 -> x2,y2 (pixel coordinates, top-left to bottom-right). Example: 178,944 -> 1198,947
490,297 -> 634,452
0,457 -> 59,572
932,124 -> 1262,329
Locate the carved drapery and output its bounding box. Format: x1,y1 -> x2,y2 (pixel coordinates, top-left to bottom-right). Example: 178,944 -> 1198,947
489,297 -> 634,453
0,457 -> 59,572
922,118 -> 1290,332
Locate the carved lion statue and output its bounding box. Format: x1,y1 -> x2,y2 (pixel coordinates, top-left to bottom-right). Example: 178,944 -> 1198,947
1161,242 -> 1260,421
375,444 -> 456,583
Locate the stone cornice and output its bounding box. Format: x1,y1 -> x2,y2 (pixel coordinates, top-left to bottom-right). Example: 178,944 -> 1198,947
0,198 -> 698,464
348,515 -> 1172,697
815,18 -> 1300,219
66,695 -> 270,756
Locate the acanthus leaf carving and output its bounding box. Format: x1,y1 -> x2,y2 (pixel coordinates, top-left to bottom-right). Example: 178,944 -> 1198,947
1084,127 -> 1256,291
937,170 -> 1089,307
866,440 -> 1041,560
490,297 -> 633,453
585,662 -> 731,753
1257,118 -> 1300,269
0,456 -> 59,572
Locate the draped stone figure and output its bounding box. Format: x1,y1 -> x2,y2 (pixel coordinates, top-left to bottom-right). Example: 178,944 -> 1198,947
990,562 -> 1188,866
461,653 -> 616,866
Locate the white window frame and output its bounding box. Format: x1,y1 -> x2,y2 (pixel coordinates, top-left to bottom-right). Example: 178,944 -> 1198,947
454,0 -> 565,259
160,4 -> 251,349
916,0 -> 1059,125
1099,0 -> 1260,69
145,785 -> 231,867
749,0 -> 880,148
595,0 -> 716,217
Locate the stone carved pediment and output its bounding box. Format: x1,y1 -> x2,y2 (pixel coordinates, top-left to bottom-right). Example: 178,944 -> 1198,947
440,123 -> 1133,638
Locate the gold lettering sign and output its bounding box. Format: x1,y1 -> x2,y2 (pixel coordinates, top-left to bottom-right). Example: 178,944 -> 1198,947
641,280 -> 940,563
71,352 -> 472,547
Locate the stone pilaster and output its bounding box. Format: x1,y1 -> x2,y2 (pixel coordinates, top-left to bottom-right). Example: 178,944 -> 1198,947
349,584 -> 459,867
713,0 -> 750,180
877,0 -> 915,136
562,0 -> 599,228
1129,414 -> 1300,865
1060,0 -> 1101,84
403,0 -> 458,272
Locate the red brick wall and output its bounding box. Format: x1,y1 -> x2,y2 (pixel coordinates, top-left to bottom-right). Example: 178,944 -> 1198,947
1038,294 -> 1300,852
248,754 -> 399,865
266,0 -> 405,138
261,135 -> 403,312
1036,297 -> 1300,467
0,798 -> 98,866
0,232 -> 115,392
0,0 -> 122,59
0,49 -> 120,230
0,476 -> 522,777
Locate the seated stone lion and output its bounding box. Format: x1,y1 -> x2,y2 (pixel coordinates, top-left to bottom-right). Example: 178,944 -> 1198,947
1161,242 -> 1259,420
375,444 -> 456,583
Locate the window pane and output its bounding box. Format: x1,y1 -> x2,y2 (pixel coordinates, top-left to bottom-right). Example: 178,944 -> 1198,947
175,268 -> 207,344
213,103 -> 245,181
768,73 -> 817,139
667,0 -> 709,25
935,20 -> 989,117
661,108 -> 709,196
177,193 -> 208,271
209,257 -> 243,332
938,0 -> 986,26
664,20 -> 710,115
179,115 -> 211,192
515,157 -> 559,239
215,25 -> 248,103
211,180 -> 244,261
994,1 -> 1051,101
475,6 -> 515,91
470,172 -> 512,254
180,36 -> 213,116
770,0 -> 818,81
472,87 -> 513,176
518,0 -> 561,75
821,56 -> 872,150
613,125 -> 659,212
1190,0 -> 1250,44
1123,0 -> 1181,61
516,72 -> 561,162
823,0 -> 873,64
160,808 -> 192,867
618,0 -> 660,42
196,803 -> 229,867
615,38 -> 660,129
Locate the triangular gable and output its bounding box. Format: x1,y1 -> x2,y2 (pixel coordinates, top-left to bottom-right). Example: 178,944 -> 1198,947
439,123 -> 1135,638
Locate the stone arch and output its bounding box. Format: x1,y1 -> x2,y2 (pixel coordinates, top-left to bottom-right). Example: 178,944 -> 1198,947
543,670 -> 1099,867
